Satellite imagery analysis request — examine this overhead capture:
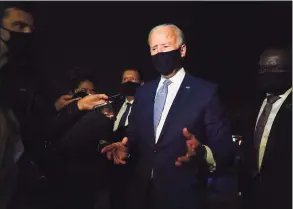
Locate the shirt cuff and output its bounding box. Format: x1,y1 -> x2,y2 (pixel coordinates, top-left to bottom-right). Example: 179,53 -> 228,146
203,145 -> 216,172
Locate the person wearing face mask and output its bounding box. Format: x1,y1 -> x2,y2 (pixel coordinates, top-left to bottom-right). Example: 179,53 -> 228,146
110,68 -> 144,209
240,46 -> 292,209
102,24 -> 234,209
0,3 -> 33,69
0,3 -> 35,209
113,68 -> 144,134
0,3 -> 34,106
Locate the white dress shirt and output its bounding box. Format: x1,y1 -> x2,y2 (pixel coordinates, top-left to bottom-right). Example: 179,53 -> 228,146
155,68 -> 216,171
113,98 -> 134,132
256,87 -> 292,170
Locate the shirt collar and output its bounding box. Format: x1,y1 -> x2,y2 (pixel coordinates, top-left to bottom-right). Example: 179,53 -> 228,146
159,67 -> 186,87
124,98 -> 134,105
266,87 -> 292,99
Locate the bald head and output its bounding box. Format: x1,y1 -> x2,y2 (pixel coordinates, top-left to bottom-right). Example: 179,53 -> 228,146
258,46 -> 292,95
258,47 -> 292,74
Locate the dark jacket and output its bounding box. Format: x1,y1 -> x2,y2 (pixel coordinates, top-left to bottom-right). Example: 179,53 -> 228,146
0,105 -> 21,209
240,92 -> 292,209
126,72 -> 234,209
52,103 -> 114,209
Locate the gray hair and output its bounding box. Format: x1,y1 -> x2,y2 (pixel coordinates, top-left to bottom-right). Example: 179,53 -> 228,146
148,24 -> 185,46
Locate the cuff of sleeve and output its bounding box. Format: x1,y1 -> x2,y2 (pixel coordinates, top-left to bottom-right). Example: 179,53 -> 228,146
203,145 -> 216,172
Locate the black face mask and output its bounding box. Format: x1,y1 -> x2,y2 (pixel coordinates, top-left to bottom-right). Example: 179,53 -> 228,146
0,27 -> 32,108
258,72 -> 292,95
151,48 -> 183,76
120,81 -> 140,96
0,26 -> 32,69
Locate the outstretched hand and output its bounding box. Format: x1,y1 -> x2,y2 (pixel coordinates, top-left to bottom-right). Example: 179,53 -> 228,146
77,94 -> 108,111
101,137 -> 129,164
175,128 -> 201,166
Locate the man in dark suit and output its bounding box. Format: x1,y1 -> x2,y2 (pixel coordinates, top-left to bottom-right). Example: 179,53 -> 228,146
102,23 -> 234,209
110,68 -> 144,209
112,68 -> 144,140
240,46 -> 292,209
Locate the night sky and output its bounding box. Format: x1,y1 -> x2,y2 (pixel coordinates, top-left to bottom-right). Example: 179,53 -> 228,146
29,1 -> 291,103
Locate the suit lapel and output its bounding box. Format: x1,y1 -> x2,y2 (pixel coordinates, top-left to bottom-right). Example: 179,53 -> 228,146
112,96 -> 125,115
156,73 -> 192,144
261,92 -> 292,171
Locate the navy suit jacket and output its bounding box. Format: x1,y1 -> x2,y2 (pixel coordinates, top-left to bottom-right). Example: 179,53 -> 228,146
126,72 -> 234,209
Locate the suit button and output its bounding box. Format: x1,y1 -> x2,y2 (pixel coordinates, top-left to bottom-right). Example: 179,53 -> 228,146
153,150 -> 157,153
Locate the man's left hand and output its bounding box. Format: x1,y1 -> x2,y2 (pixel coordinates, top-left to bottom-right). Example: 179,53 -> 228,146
55,94 -> 80,111
175,128 -> 201,166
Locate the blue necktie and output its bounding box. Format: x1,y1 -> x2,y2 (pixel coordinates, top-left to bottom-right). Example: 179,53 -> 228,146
118,103 -> 132,129
154,79 -> 172,133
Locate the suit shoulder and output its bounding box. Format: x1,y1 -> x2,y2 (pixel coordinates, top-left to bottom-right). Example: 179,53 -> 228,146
136,78 -> 158,92
188,74 -> 218,93
142,78 -> 159,88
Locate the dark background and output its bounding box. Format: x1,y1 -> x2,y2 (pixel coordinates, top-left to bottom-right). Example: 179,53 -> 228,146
28,1 -> 291,106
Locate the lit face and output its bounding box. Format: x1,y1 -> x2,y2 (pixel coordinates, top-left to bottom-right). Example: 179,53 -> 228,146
0,8 -> 34,67
149,26 -> 186,57
75,80 -> 96,95
121,70 -> 140,84
1,7 -> 34,33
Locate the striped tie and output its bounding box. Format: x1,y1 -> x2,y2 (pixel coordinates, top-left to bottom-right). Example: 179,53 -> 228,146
154,79 -> 172,133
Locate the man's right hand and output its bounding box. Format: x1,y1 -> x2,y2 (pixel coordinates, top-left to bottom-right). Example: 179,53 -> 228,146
101,137 -> 129,164
77,94 -> 108,111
